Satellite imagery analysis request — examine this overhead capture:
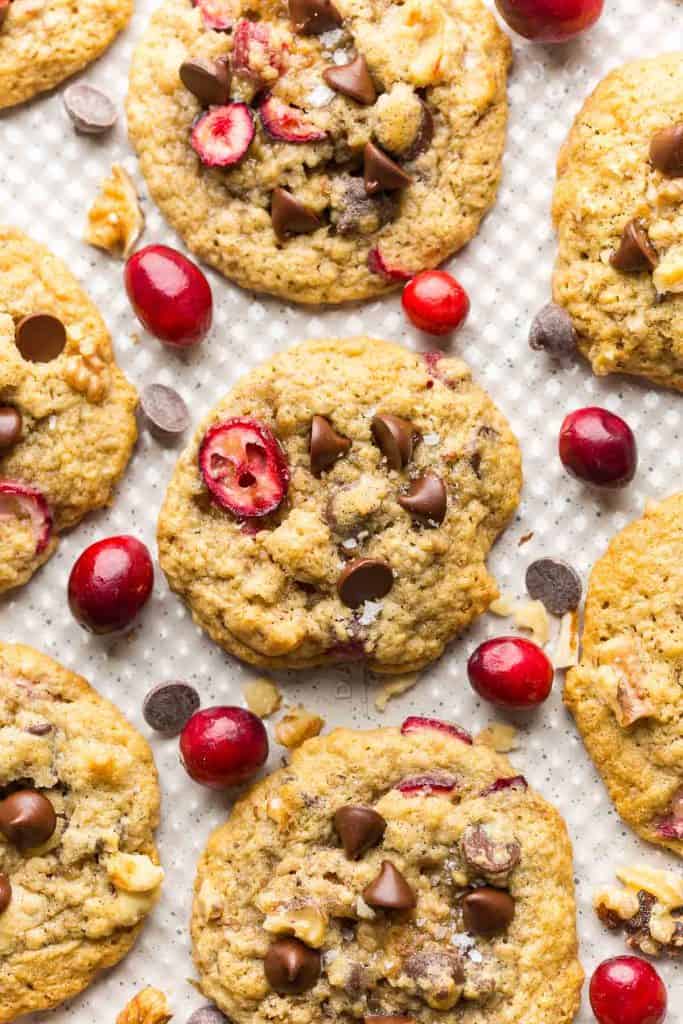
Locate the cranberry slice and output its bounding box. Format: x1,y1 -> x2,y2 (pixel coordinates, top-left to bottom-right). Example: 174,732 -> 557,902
194,0 -> 237,30
367,247 -> 414,282
0,481 -> 52,554
199,417 -> 289,518
260,95 -> 327,143
395,771 -> 458,796
400,716 -> 473,745
191,103 -> 255,168
656,816 -> 683,840
480,775 -> 528,796
233,19 -> 286,84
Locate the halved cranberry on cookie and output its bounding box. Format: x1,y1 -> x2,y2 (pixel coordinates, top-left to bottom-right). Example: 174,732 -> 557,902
367,247 -> 413,282
194,0 -> 237,30
395,771 -> 458,796
191,103 -> 255,167
401,715 -> 473,745
199,417 -> 289,518
233,19 -> 287,85
260,95 -> 327,143
0,481 -> 52,555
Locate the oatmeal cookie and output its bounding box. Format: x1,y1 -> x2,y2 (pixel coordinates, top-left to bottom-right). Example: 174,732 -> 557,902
565,494 -> 683,858
0,643 -> 162,1022
126,0 -> 510,304
191,722 -> 583,1024
157,337 -> 522,673
552,54 -> 683,389
0,0 -> 133,110
0,226 -> 137,594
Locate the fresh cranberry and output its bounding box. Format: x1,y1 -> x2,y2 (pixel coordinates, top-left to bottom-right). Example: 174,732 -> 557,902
589,957 -> 667,1024
495,0 -> 604,41
199,417 -> 289,518
559,407 -> 637,488
400,716 -> 472,744
68,536 -> 154,634
468,636 -> 554,709
180,706 -> 268,789
402,271 -> 470,336
124,245 -> 212,348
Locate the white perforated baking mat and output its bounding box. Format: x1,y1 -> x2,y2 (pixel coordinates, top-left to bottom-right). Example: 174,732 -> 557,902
1,1 -> 682,1020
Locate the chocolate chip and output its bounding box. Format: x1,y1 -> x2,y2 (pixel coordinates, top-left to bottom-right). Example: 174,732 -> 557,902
187,1007 -> 230,1024
525,557 -> 582,616
337,558 -> 393,608
14,313 -> 66,363
334,805 -> 386,859
650,124 -> 683,178
462,887 -> 515,936
180,57 -> 231,107
310,415 -> 351,475
610,220 -> 658,272
63,83 -> 118,134
528,303 -> 578,359
0,406 -> 21,451
323,55 -> 376,105
371,414 -> 415,469
363,859 -> 416,910
0,874 -> 10,914
26,722 -> 52,736
403,101 -> 434,160
141,384 -> 191,440
288,0 -> 342,33
271,188 -> 321,241
364,143 -> 413,195
264,937 -> 321,993
398,472 -> 446,525
143,681 -> 200,735
0,790 -> 57,850
461,824 -> 520,884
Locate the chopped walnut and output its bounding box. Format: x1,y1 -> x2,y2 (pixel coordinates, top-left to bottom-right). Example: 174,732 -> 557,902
595,864 -> 683,957
244,677 -> 282,718
596,636 -> 656,727
489,594 -> 517,617
106,852 -> 165,893
263,901 -> 328,947
513,599 -> 550,645
274,705 -> 324,748
373,83 -> 424,155
553,610 -> 580,669
86,164 -> 144,259
116,987 -> 172,1024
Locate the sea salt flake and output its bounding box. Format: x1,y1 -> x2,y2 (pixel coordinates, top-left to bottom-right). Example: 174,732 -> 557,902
307,84 -> 335,108
341,537 -> 358,550
423,432 -> 440,445
358,600 -> 383,626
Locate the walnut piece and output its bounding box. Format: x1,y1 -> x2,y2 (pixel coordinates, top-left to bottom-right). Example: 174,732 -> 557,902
513,599 -> 550,645
86,164 -> 144,259
263,901 -> 328,947
106,852 -> 165,893
275,705 -> 324,749
553,610 -> 580,669
594,864 -> 683,957
116,987 -> 172,1024
244,677 -> 282,718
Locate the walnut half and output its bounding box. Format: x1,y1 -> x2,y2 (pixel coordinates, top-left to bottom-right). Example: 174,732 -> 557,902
116,987 -> 172,1024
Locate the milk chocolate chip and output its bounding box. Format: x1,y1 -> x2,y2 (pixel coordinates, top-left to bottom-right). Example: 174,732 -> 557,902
334,805 -> 386,859
610,220 -> 658,272
371,414 -> 415,469
15,313 -> 67,363
310,415 -> 351,475
271,188 -> 321,241
289,0 -> 342,34
264,937 -> 321,993
63,83 -> 118,134
0,406 -> 21,451
0,874 -> 11,914
650,124 -> 683,177
462,887 -> 515,936
323,55 -> 376,105
337,558 -> 393,608
363,860 -> 416,909
364,143 -> 413,195
0,789 -> 57,849
180,57 -> 231,106
461,824 -> 520,884
398,472 -> 446,525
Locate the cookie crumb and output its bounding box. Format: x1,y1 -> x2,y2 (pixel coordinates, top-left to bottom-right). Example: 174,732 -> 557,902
86,164 -> 144,258
513,599 -> 550,645
553,610 -> 580,669
244,677 -> 282,718
595,864 -> 683,957
474,722 -> 519,753
275,705 -> 324,748
518,531 -> 534,546
116,987 -> 172,1024
374,672 -> 420,711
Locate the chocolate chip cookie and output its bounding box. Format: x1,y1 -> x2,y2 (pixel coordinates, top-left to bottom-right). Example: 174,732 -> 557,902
0,0 -> 132,110
191,721 -> 583,1024
157,337 -> 522,673
0,226 -> 138,594
552,54 -> 683,390
565,493 -> 683,858
126,0 -> 510,304
0,642 -> 162,1021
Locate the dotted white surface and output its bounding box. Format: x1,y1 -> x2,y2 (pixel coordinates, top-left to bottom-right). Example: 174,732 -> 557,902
2,1 -> 683,1021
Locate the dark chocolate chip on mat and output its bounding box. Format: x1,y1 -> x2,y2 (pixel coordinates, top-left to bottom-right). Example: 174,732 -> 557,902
528,303 -> 577,359
187,1007 -> 231,1024
143,681 -> 200,735
141,384 -> 191,439
63,83 -> 118,134
525,558 -> 581,616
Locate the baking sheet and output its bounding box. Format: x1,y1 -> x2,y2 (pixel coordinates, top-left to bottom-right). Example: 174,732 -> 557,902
2,0 -> 683,1019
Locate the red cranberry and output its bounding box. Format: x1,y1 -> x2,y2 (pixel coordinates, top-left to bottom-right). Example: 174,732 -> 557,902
559,407 -> 637,488
198,417 -> 289,518
589,956 -> 667,1024
68,536 -> 154,634
124,245 -> 212,348
495,0 -> 603,41
180,706 -> 268,789
400,716 -> 472,744
259,95 -> 327,143
468,636 -> 554,709
191,103 -> 255,168
402,271 -> 470,336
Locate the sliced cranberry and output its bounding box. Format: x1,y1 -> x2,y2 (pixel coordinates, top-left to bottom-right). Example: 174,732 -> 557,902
326,639 -> 366,662
124,245 -> 212,348
656,816 -> 683,840
233,19 -> 286,85
180,706 -> 268,789
396,771 -> 458,796
468,636 -> 554,709
559,407 -> 637,488
367,247 -> 414,282
194,0 -> 237,30
589,956 -> 667,1024
401,716 -> 472,744
191,102 -> 255,167
68,536 -> 154,634
0,481 -> 52,555
199,417 -> 289,518
481,775 -> 528,796
260,95 -> 327,143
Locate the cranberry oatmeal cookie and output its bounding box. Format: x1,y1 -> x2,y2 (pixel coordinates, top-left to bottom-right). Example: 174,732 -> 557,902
191,721 -> 583,1023
0,226 -> 137,594
0,643 -> 162,1022
0,0 -> 133,110
565,494 -> 683,858
157,337 -> 522,673
126,0 -> 510,303
552,54 -> 683,390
